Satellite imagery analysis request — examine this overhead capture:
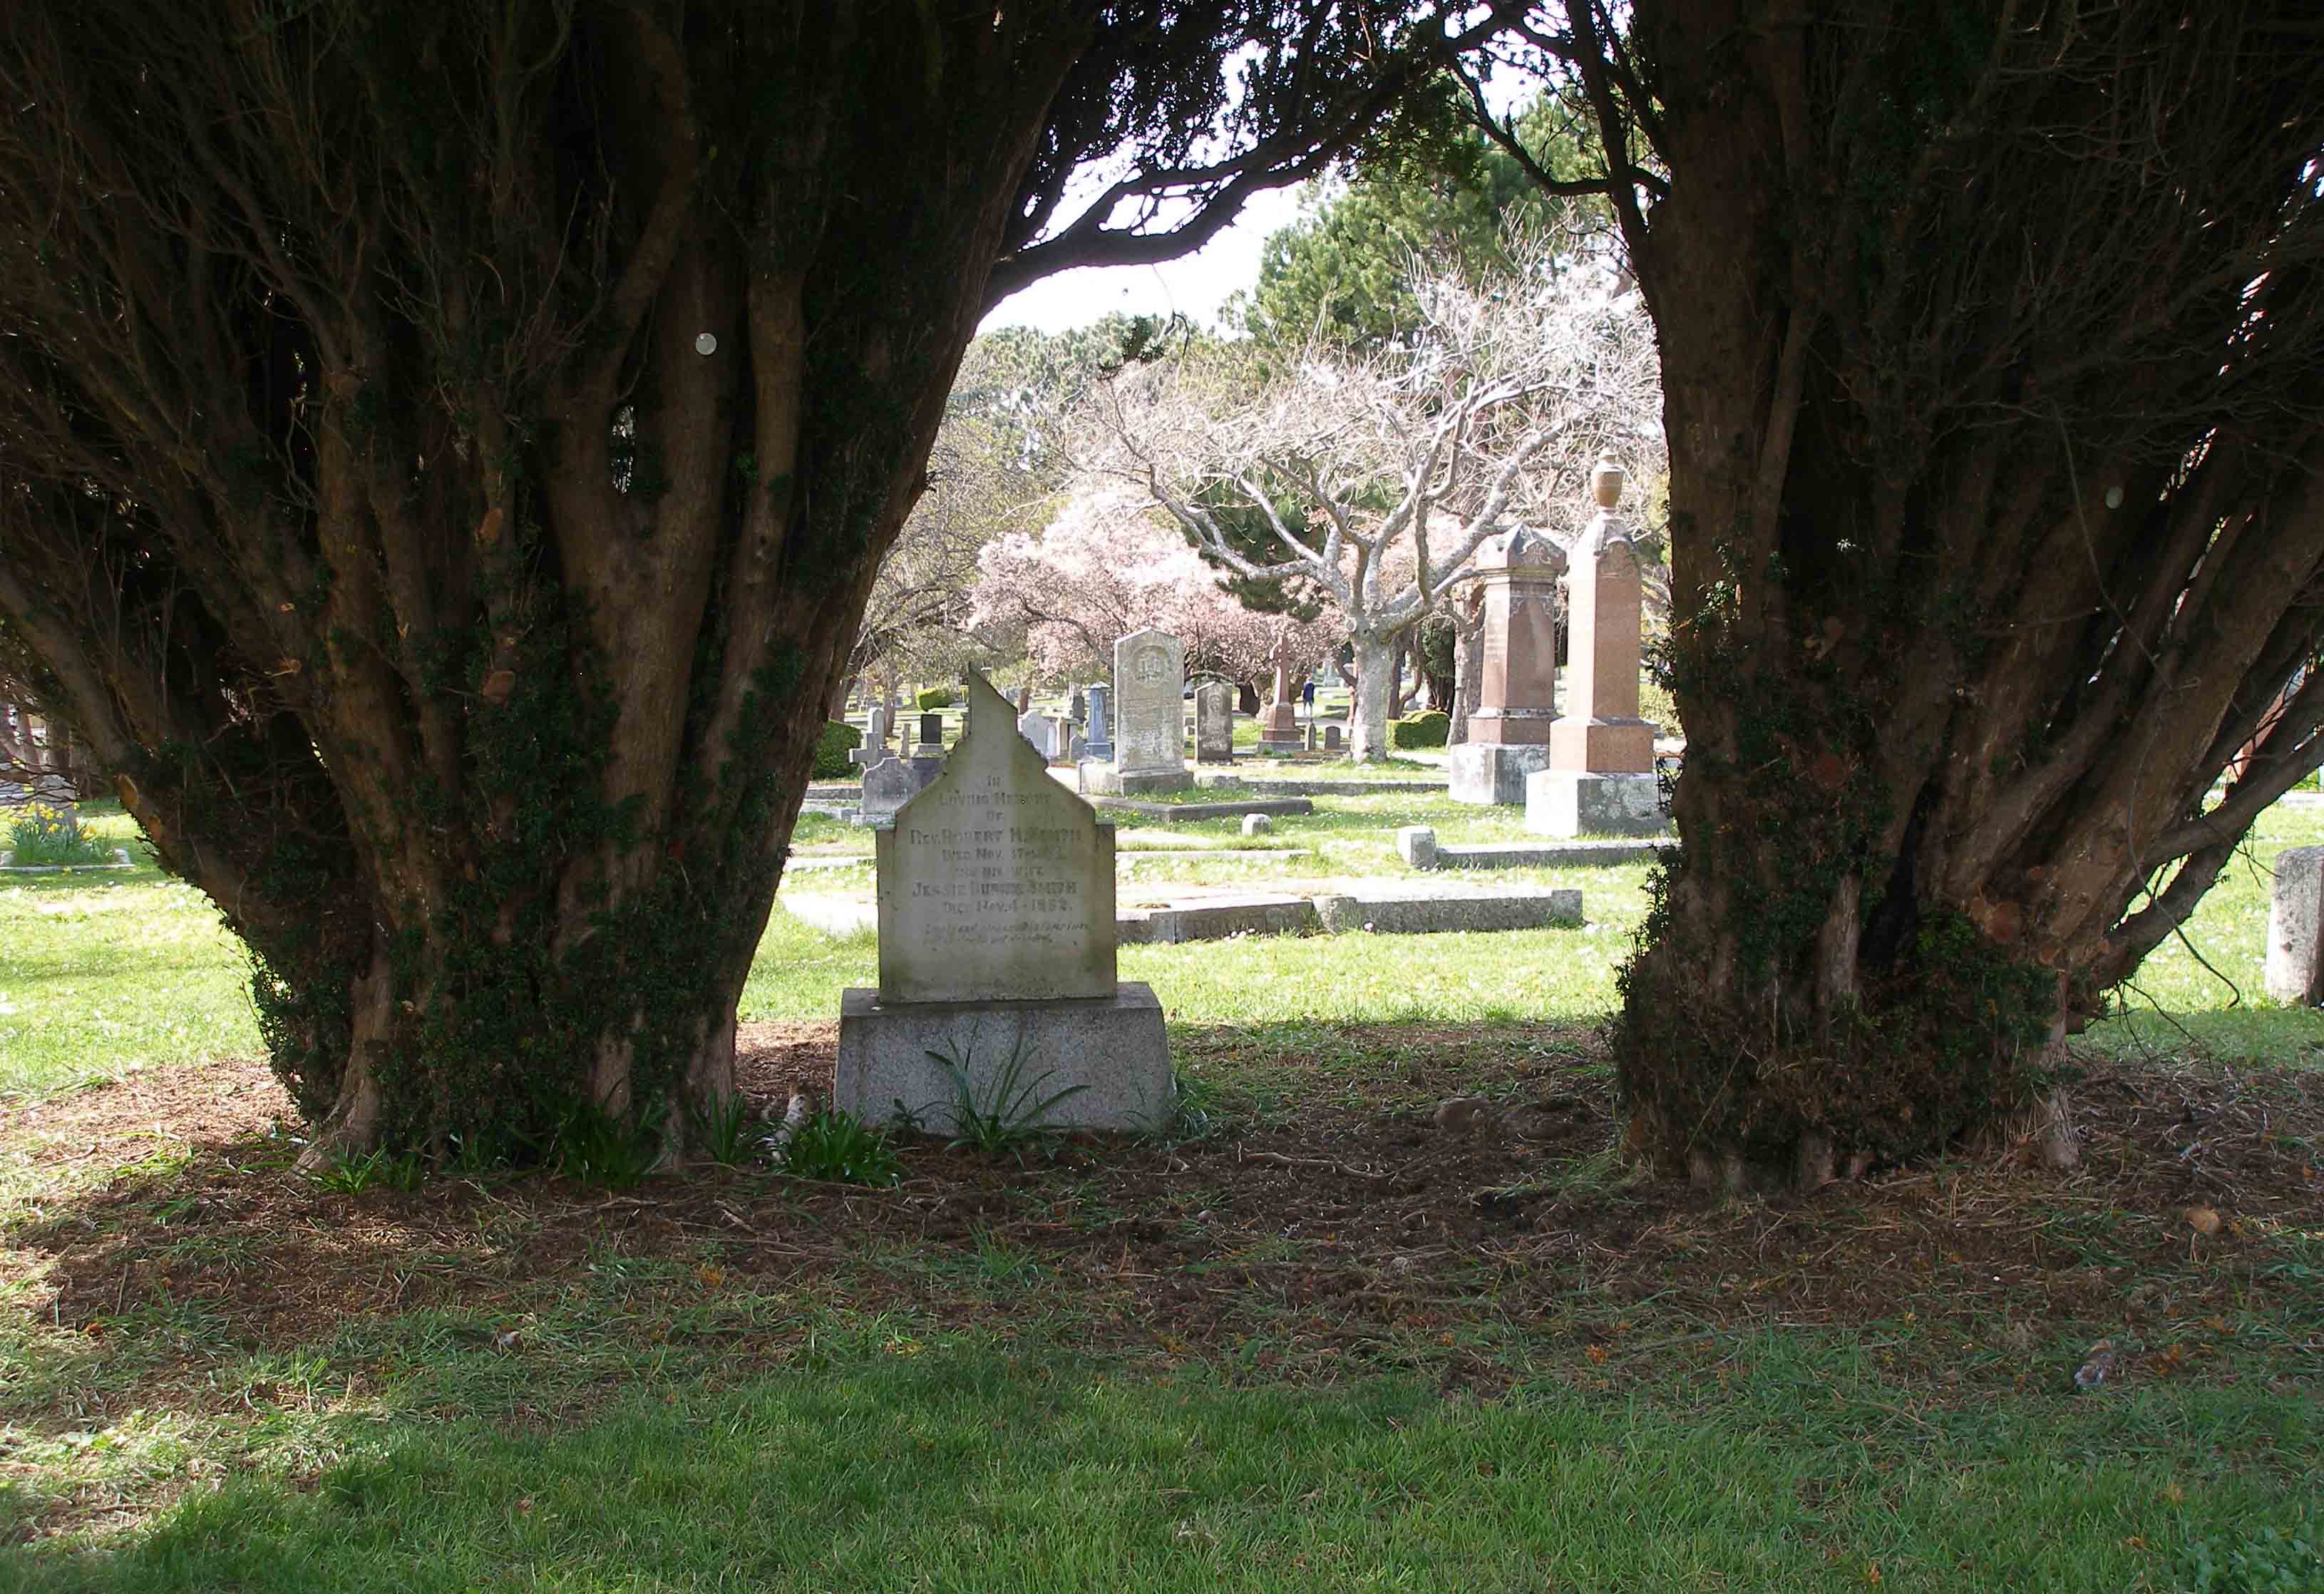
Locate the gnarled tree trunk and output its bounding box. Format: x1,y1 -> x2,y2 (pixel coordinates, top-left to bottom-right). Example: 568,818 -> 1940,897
1575,0 -> 2324,1188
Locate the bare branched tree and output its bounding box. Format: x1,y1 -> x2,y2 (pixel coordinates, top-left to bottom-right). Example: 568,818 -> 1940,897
1094,250 -> 1659,759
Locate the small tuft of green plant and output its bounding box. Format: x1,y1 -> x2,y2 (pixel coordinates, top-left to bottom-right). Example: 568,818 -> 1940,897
1138,1071 -> 1218,1145
5,800 -> 113,866
555,1098 -> 667,1188
781,1109 -> 902,1186
924,1032 -> 1086,1156
688,1092 -> 759,1167
309,1146 -> 427,1195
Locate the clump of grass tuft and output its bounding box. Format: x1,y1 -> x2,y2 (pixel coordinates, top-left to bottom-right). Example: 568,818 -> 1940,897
781,1109 -> 901,1186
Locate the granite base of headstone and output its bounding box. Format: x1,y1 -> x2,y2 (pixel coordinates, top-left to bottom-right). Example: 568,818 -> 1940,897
834,669 -> 1170,1132
1449,744 -> 1556,806
1524,768 -> 1667,838
1077,762 -> 1194,796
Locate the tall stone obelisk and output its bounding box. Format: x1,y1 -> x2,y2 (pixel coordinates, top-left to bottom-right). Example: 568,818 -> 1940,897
1526,458 -> 1667,836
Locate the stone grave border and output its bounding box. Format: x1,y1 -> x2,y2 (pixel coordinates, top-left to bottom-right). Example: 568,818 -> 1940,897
0,846 -> 135,874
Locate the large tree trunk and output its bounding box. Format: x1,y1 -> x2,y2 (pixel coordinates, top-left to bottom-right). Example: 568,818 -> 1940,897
0,3 -> 1084,1167
1349,632 -> 1397,762
1595,0 -> 2324,1188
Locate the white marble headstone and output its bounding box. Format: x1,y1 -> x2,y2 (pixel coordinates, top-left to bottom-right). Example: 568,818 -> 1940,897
876,670 -> 1116,1004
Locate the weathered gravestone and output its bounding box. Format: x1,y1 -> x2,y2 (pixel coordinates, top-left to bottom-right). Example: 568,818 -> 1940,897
834,669 -> 1171,1131
850,704 -> 892,771
1324,725 -> 1342,751
2266,845 -> 2324,1005
1449,521 -> 1565,806
858,749 -> 942,825
910,711 -> 946,759
1194,682 -> 1235,763
1083,683 -> 1114,761
1084,630 -> 1191,793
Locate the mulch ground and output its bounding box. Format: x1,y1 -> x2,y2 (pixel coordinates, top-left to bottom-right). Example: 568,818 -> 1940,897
5,1022 -> 2320,1411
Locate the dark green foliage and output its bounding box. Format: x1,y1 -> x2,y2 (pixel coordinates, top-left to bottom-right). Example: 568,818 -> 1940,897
781,1109 -> 902,1186
1389,711 -> 1449,749
688,1094 -> 759,1168
555,1098 -> 669,1188
812,721 -> 863,779
1240,93 -> 1604,356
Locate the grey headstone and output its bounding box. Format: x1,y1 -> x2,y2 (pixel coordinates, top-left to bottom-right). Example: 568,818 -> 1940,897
1113,629 -> 1186,778
1396,826 -> 1439,869
1194,682 -> 1234,763
875,671 -> 1115,1004
2267,845 -> 2324,1004
1242,813 -> 1272,837
860,754 -> 940,823
1084,682 -> 1114,761
1324,725 -> 1342,751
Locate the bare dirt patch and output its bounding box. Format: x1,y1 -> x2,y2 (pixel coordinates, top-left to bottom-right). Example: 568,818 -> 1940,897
4,1022 -> 2319,1416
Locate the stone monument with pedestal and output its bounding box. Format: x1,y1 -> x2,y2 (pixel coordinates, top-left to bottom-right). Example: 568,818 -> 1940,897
1449,522 -> 1567,806
1083,629 -> 1192,793
1526,458 -> 1667,837
1257,637 -> 1302,756
834,669 -> 1171,1131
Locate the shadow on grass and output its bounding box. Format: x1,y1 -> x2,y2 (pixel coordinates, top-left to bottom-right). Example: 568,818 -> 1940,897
5,1336 -> 2319,1593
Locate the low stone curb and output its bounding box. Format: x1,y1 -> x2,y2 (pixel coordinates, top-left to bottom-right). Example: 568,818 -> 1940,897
1396,826 -> 1670,870
1094,796 -> 1315,823
0,846 -> 134,873
1193,773 -> 1448,796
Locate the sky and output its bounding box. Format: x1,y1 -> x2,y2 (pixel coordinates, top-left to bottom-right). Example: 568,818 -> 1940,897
976,180 -> 1312,337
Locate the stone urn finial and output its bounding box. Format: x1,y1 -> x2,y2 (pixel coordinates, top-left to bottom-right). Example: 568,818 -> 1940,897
1591,456 -> 1626,511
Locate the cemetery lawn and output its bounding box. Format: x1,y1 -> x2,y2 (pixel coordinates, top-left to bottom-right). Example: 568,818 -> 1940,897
2,801 -> 2322,1588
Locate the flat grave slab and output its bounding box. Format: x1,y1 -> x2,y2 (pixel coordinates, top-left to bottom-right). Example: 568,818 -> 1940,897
1093,796 -> 1313,823
1193,773 -> 1446,796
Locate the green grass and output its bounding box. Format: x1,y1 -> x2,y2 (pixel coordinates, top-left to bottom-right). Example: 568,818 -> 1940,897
3,1320 -> 2313,1592
0,806 -> 262,1098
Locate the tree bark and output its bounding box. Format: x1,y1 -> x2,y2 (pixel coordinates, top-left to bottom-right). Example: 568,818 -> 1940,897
1349,632 -> 1397,762
1591,0 -> 2324,1188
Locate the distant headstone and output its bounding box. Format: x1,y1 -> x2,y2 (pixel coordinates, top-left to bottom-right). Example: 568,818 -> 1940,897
1084,684 -> 1114,761
860,753 -> 941,824
866,704 -> 890,749
1528,458 -> 1668,838
1194,682 -> 1235,763
1242,813 -> 1272,837
1324,725 -> 1342,751
835,669 -> 1170,1131
1019,709 -> 1050,759
912,711 -> 945,758
1069,689 -> 1087,725
1258,635 -> 1302,756
1107,629 -> 1190,793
